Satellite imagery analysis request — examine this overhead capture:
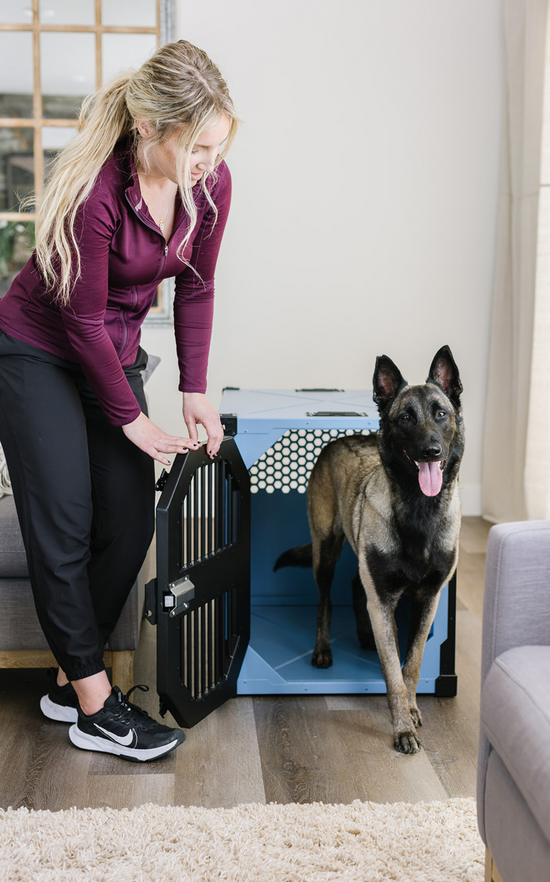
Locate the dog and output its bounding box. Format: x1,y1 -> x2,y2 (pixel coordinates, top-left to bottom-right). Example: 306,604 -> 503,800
274,346 -> 464,754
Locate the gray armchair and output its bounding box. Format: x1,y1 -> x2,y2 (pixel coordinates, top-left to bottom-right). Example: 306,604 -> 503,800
0,492 -> 149,694
478,519 -> 550,882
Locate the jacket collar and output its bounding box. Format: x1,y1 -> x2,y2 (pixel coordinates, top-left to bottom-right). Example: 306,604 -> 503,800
120,138 -> 186,237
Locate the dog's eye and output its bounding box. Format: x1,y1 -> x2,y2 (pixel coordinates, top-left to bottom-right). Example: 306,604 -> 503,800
400,413 -> 411,422
436,410 -> 447,419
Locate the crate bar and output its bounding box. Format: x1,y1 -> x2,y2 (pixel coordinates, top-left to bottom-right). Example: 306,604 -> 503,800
216,461 -> 226,551
186,611 -> 193,696
200,602 -> 207,696
226,471 -> 233,548
200,466 -> 206,560
186,482 -> 192,568
207,463 -> 213,556
195,470 -> 199,561
193,607 -> 200,698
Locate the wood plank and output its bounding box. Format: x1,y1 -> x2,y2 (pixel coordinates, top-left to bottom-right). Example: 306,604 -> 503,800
324,608 -> 482,799
460,516 -> 493,554
420,609 -> 482,798
86,774 -> 175,810
457,552 -> 486,621
457,515 -> 491,620
173,697 -> 266,808
88,746 -> 179,777
0,669 -> 91,810
134,619 -> 265,808
254,695 -> 447,805
254,695 -> 346,805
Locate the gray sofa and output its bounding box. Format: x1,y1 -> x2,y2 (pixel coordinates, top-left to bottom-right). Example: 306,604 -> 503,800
478,519 -> 550,882
0,491 -> 147,694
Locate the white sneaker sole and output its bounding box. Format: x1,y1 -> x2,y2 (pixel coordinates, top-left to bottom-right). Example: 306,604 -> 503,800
40,694 -> 79,723
68,724 -> 183,762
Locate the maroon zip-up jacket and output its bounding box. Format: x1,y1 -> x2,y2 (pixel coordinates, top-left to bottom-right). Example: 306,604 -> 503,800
0,139 -> 231,425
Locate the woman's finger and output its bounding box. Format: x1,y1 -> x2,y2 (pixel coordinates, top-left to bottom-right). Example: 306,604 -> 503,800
153,437 -> 200,454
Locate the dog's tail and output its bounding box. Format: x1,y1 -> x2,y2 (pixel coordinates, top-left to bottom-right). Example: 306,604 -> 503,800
273,544 -> 313,571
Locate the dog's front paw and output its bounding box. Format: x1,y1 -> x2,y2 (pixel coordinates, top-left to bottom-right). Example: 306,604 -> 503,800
311,647 -> 333,668
393,731 -> 422,754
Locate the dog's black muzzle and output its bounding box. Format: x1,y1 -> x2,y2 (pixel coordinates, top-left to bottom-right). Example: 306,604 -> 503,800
419,443 -> 443,462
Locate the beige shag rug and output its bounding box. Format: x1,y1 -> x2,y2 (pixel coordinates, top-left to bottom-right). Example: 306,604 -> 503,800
0,797 -> 484,882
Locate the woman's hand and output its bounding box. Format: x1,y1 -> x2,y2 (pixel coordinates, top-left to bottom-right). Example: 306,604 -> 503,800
182,392 -> 224,458
122,412 -> 200,465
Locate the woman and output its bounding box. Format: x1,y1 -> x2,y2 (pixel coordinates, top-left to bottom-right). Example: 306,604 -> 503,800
0,40 -> 238,762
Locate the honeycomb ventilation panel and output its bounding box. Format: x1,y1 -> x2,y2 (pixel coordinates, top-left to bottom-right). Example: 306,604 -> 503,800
248,428 -> 375,495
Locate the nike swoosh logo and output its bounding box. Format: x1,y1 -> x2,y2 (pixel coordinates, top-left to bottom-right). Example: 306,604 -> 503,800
94,724 -> 135,747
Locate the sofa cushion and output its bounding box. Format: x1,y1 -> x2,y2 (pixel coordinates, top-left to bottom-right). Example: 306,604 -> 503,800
481,645 -> 550,844
0,495 -> 29,577
0,577 -> 49,649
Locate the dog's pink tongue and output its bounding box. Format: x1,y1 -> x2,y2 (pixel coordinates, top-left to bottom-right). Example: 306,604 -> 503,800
418,462 -> 443,497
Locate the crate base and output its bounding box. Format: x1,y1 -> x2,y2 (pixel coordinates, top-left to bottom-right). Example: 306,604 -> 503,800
236,595 -> 447,695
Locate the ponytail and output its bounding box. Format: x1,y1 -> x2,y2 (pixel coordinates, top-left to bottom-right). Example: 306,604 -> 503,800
34,74 -> 134,306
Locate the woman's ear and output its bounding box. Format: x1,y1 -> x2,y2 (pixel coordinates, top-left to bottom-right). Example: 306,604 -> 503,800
136,118 -> 155,139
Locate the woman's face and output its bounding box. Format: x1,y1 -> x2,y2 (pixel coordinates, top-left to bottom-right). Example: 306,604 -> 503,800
142,114 -> 231,186
188,115 -> 231,185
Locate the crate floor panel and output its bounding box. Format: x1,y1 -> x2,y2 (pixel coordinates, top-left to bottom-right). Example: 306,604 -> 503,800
236,600 -> 445,695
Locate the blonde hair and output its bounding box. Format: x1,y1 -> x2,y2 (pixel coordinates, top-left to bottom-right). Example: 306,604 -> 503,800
33,40 -> 238,306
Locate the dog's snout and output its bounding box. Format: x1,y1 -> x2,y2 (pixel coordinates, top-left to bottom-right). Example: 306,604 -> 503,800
421,444 -> 442,461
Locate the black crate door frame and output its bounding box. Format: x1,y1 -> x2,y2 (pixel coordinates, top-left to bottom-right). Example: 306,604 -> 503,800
152,439 -> 250,728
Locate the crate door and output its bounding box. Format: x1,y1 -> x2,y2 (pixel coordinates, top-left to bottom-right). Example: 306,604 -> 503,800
153,439 -> 250,728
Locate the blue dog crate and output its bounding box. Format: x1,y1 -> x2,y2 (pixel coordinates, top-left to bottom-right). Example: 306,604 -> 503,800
150,388 -> 457,728
220,389 -> 457,699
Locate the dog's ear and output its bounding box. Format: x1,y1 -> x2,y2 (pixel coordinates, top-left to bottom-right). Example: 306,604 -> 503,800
427,346 -> 463,408
373,355 -> 406,412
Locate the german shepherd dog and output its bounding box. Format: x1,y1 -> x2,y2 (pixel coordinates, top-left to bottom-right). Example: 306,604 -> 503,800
274,346 -> 464,754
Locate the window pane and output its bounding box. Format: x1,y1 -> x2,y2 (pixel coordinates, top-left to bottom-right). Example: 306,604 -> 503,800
0,32 -> 33,118
101,0 -> 157,27
0,126 -> 34,212
102,33 -> 158,85
43,125 -> 77,183
43,125 -> 77,180
0,220 -> 35,298
39,0 -> 95,25
41,32 -> 96,119
42,126 -> 76,151
0,2 -> 33,24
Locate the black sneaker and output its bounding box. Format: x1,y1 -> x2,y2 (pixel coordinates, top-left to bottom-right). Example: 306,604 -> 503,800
68,686 -> 185,762
40,668 -> 79,723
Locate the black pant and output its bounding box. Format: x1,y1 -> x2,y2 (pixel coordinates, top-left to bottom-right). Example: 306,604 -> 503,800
0,332 -> 155,681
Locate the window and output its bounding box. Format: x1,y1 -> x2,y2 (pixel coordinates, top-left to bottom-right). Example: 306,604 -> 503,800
0,0 -> 175,321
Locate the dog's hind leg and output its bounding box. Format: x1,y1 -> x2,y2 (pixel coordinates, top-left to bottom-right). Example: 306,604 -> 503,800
311,532 -> 345,668
402,591 -> 441,728
352,570 -> 376,651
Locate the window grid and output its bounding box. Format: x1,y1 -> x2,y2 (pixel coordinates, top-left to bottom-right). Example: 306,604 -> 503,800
0,0 -> 171,316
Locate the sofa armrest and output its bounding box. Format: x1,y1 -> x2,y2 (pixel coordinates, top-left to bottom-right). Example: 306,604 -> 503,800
481,520 -> 550,685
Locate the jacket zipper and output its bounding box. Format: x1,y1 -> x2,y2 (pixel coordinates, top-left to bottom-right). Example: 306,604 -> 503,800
159,243 -> 169,277
125,190 -> 184,278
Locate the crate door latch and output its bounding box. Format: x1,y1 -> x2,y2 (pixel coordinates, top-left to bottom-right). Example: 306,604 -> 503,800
163,576 -> 195,618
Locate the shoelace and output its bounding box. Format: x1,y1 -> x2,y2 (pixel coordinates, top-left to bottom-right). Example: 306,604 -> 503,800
111,685 -> 164,731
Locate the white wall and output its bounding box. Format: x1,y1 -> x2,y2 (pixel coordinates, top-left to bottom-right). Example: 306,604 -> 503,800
142,0 -> 504,515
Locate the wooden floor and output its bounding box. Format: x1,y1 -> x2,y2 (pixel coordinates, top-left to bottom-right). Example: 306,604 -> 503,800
0,517 -> 492,812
